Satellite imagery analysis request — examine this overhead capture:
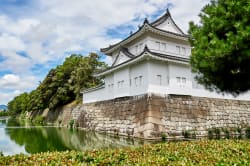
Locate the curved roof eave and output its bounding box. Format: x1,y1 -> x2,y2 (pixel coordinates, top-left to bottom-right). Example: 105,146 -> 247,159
101,23 -> 189,55
81,83 -> 105,93
95,48 -> 189,77
100,24 -> 147,54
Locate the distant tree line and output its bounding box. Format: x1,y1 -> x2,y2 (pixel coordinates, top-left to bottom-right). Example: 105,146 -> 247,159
0,111 -> 9,117
8,53 -> 106,115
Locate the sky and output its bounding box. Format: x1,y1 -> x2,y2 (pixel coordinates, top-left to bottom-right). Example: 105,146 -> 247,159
0,0 -> 210,105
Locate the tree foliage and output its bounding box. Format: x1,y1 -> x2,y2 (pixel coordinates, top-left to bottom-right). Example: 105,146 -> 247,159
8,53 -> 106,115
189,0 -> 250,95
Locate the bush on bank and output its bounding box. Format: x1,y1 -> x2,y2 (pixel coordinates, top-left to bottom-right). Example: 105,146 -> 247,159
0,139 -> 250,165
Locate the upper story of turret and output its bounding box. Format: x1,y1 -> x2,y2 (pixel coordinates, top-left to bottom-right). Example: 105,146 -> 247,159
100,9 -> 191,67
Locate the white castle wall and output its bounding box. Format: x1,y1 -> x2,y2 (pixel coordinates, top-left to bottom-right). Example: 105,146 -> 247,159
83,59 -> 250,104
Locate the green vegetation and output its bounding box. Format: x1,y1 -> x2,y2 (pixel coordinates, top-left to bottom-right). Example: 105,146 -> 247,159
0,111 -> 9,117
222,128 -> 230,139
161,132 -> 167,141
214,128 -> 221,139
246,127 -> 250,139
33,115 -> 45,125
182,130 -> 196,139
7,53 -> 106,116
69,119 -> 74,129
189,0 -> 250,95
0,140 -> 250,165
207,127 -> 250,139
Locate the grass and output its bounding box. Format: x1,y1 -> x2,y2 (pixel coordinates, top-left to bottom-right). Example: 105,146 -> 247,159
0,139 -> 250,165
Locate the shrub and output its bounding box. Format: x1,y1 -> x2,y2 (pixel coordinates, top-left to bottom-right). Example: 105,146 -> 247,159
237,127 -> 242,139
191,131 -> 197,139
161,133 -> 167,141
182,130 -> 196,139
1,140 -> 250,165
182,130 -> 190,139
207,128 -> 214,139
33,115 -> 45,125
214,128 -> 221,139
69,119 -> 74,129
222,128 -> 230,139
20,113 -> 26,120
207,128 -> 221,139
246,127 -> 250,139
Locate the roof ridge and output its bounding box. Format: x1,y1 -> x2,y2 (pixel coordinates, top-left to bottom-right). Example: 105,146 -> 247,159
100,9 -> 187,54
150,8 -> 184,35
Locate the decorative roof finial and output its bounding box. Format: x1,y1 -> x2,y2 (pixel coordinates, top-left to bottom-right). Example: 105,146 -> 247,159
143,18 -> 149,24
130,31 -> 133,35
144,45 -> 150,52
166,8 -> 171,16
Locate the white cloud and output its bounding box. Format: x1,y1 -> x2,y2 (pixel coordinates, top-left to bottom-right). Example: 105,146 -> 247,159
0,74 -> 36,90
0,74 -> 20,86
167,0 -> 209,33
0,51 -> 32,74
0,73 -> 38,104
0,34 -> 26,51
0,90 -> 22,105
102,56 -> 113,66
0,15 -> 39,35
0,0 -> 210,104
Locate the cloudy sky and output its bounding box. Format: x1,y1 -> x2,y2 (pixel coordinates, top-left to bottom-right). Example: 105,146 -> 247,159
0,0 -> 209,105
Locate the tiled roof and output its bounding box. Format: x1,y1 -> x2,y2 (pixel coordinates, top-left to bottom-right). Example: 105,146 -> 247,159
100,9 -> 188,55
95,45 -> 189,77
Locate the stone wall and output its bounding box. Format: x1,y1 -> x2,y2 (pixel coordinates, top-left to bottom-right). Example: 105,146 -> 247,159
42,93 -> 250,139
150,94 -> 250,137
76,95 -> 151,138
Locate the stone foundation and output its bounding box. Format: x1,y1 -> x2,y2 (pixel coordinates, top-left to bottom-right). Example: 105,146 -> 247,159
44,94 -> 250,139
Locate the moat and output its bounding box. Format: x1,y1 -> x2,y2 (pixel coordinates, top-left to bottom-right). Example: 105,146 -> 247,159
0,117 -> 147,156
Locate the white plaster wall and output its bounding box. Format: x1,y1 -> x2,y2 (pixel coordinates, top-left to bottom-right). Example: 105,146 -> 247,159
147,36 -> 191,58
155,17 -> 182,34
168,63 -> 192,95
191,73 -> 204,89
104,74 -> 114,99
83,58 -> 250,103
127,36 -> 148,56
83,87 -> 106,103
192,89 -> 250,101
129,61 -> 149,96
148,60 -> 169,86
111,50 -> 119,63
111,34 -> 191,67
113,51 -> 131,66
114,68 -> 130,97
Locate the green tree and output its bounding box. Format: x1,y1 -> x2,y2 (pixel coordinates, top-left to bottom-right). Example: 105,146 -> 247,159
8,93 -> 30,115
189,0 -> 250,95
8,53 -> 106,115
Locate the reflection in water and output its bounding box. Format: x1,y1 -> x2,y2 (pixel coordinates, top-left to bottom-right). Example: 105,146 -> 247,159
0,118 -> 147,156
0,118 -> 28,156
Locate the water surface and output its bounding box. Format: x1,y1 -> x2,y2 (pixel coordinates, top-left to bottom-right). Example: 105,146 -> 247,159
0,117 -> 146,156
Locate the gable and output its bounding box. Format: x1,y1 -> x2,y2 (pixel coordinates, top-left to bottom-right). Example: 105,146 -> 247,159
112,50 -> 131,66
101,9 -> 187,55
155,17 -> 183,34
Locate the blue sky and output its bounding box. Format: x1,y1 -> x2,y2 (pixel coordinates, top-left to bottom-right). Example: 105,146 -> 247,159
0,0 -> 209,105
